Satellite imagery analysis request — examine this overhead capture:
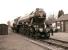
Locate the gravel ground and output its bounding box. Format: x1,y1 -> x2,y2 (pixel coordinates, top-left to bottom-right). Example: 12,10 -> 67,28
0,29 -> 47,50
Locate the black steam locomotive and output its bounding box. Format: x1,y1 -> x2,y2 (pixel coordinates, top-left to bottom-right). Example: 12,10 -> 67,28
12,8 -> 52,39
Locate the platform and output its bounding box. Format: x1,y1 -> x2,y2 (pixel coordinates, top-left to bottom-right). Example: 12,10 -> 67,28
50,32 -> 68,42
0,31 -> 47,50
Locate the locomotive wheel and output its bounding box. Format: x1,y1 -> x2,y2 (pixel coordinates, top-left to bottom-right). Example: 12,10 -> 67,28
19,28 -> 22,33
23,28 -> 27,35
16,28 -> 19,33
29,27 -> 35,38
25,27 -> 30,36
19,27 -> 23,34
34,32 -> 40,39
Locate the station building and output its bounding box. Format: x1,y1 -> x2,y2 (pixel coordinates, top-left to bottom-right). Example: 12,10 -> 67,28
55,14 -> 68,32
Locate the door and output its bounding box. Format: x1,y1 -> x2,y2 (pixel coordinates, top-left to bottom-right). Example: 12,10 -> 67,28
65,21 -> 68,32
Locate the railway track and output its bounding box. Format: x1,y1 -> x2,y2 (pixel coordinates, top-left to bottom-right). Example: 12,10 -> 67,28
49,38 -> 68,43
22,35 -> 68,50
40,38 -> 68,50
14,32 -> 68,50
25,37 -> 68,50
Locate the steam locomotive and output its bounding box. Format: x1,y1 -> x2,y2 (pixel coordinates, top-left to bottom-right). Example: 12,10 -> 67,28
12,8 -> 52,39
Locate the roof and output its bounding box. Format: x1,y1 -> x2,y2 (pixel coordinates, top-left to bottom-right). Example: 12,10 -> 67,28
56,14 -> 68,21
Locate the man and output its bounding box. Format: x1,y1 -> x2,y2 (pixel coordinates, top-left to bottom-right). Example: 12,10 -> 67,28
50,24 -> 53,36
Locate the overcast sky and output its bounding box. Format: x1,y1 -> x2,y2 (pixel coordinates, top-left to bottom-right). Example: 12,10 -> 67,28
0,0 -> 68,24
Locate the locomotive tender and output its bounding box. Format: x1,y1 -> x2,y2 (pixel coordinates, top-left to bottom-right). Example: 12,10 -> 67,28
12,8 -> 51,39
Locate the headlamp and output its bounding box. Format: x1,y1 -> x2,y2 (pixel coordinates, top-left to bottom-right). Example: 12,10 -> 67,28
39,28 -> 43,32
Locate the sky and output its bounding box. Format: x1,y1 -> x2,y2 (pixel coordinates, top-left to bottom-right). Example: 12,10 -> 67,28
0,0 -> 68,24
